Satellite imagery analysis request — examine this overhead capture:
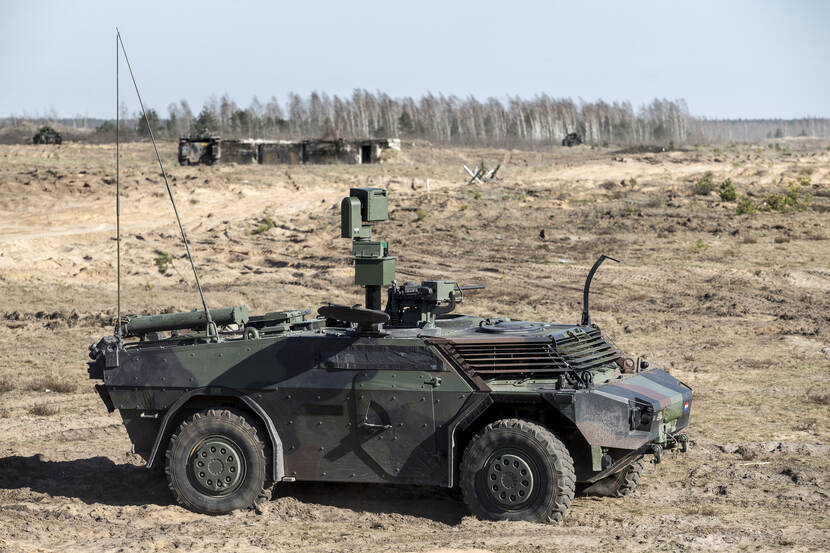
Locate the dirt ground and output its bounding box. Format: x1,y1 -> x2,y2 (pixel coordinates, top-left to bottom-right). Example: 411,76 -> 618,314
0,138 -> 828,552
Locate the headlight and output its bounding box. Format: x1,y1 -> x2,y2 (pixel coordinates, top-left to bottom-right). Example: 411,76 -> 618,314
629,401 -> 655,431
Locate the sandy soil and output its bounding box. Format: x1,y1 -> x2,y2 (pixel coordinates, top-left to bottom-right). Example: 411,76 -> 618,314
0,139 -> 828,552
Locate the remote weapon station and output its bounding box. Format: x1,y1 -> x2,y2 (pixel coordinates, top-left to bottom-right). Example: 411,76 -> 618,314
89,33 -> 691,523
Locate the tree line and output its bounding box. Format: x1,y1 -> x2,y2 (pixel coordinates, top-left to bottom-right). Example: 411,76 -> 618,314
4,91 -> 829,146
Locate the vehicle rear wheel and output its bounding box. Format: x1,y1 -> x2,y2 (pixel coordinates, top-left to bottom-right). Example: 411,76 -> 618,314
165,409 -> 268,514
460,418 -> 575,523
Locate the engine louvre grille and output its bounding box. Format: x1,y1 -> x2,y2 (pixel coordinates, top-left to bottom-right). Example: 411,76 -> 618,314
447,342 -> 568,374
555,327 -> 621,371
430,327 -> 621,377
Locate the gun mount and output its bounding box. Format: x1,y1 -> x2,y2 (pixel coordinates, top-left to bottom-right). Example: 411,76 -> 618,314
339,187 -> 483,327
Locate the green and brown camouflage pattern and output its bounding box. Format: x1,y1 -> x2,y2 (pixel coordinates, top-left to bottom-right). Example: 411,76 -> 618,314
89,315 -> 692,487
88,186 -> 691,493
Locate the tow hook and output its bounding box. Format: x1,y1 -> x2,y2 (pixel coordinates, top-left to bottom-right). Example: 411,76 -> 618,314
649,443 -> 663,464
677,433 -> 689,453
665,432 -> 690,453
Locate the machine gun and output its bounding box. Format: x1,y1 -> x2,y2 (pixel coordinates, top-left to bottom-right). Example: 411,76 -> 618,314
385,281 -> 484,328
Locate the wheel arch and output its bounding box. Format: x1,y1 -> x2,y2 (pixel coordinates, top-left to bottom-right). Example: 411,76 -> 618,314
145,387 -> 284,481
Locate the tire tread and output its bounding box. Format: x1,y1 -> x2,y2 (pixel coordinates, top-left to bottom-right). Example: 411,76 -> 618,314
164,409 -> 268,514
460,418 -> 576,524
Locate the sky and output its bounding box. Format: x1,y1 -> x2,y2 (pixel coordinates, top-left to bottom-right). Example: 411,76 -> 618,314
1,0 -> 828,120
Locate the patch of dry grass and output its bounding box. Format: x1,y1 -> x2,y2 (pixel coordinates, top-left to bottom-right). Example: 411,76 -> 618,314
26,376 -> 78,394
807,390 -> 830,405
0,376 -> 14,394
29,404 -> 60,416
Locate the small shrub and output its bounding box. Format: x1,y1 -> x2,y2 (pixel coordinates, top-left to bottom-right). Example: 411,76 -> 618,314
646,194 -> 664,208
459,204 -> 468,211
736,195 -> 757,214
628,178 -> 637,187
501,193 -> 526,201
29,404 -> 60,417
692,171 -> 716,195
0,408 -> 9,418
761,185 -> 807,211
251,215 -> 275,235
695,238 -> 709,252
415,210 -> 428,222
0,376 -> 13,394
718,178 -> 737,202
774,235 -> 790,244
154,251 -> 173,274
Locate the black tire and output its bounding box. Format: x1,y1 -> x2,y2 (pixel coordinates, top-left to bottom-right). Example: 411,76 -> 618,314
460,418 -> 575,523
611,456 -> 645,497
581,456 -> 645,497
165,409 -> 268,514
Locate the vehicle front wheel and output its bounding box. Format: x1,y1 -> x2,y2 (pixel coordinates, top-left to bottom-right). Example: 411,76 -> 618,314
581,456 -> 645,497
165,409 -> 268,514
460,418 -> 575,523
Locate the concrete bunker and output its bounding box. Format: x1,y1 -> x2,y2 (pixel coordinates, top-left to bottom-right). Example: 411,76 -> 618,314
178,137 -> 400,166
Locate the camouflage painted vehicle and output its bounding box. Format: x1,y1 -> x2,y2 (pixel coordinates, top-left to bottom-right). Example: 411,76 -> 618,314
178,134 -> 220,165
88,187 -> 692,522
32,126 -> 62,145
561,132 -> 583,147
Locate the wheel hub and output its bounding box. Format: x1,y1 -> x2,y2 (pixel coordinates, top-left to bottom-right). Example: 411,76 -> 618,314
486,453 -> 534,507
190,436 -> 245,496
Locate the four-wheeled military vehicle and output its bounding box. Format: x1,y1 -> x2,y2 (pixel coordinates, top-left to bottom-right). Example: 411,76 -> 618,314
33,125 -> 62,145
88,187 -> 692,522
178,134 -> 221,165
561,132 -> 583,147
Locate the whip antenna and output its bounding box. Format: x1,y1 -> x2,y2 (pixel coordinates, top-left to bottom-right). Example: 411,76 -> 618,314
115,29 -> 214,333
116,29 -> 121,337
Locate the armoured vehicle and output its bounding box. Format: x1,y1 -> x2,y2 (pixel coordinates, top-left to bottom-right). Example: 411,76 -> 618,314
88,187 -> 692,522
178,134 -> 220,165
32,125 -> 62,145
561,132 -> 583,147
